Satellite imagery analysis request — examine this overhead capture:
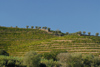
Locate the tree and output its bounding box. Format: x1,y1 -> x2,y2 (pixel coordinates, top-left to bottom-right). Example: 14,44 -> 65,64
31,26 -> 34,29
48,28 -> 50,32
23,51 -> 40,67
42,27 -> 45,29
54,30 -> 62,36
26,26 -> 29,29
35,26 -> 38,29
66,32 -> 69,35
78,31 -> 82,36
58,33 -> 63,36
44,26 -> 47,30
39,27 -> 41,29
96,33 -> 99,36
56,29 -> 61,33
16,26 -> 18,28
88,32 -> 91,36
83,31 -> 86,35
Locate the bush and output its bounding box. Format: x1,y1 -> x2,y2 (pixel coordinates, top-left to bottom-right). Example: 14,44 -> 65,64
82,54 -> 94,67
41,59 -> 61,67
42,50 -> 67,60
57,53 -> 83,67
42,52 -> 53,60
91,57 -> 100,67
7,60 -> 15,67
0,60 -> 7,67
82,54 -> 100,67
57,53 -> 100,67
0,49 -> 9,56
23,51 -> 40,67
0,55 -> 25,67
40,63 -> 46,67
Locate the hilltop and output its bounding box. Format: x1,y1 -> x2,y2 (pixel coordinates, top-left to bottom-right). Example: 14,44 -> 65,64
0,26 -> 100,57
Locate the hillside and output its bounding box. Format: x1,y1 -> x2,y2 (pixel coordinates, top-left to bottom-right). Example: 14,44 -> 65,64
0,26 -> 100,57
0,26 -> 56,56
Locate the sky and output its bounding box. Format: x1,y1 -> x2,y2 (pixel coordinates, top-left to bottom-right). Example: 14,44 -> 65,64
0,0 -> 100,35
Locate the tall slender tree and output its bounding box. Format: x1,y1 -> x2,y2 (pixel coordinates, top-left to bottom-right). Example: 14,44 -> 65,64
83,31 -> 86,35
35,26 -> 38,29
96,33 -> 99,36
42,27 -> 45,29
31,26 -> 34,29
66,32 -> 69,35
16,26 -> 18,28
26,26 -> 29,29
88,32 -> 91,36
39,27 -> 41,29
78,31 -> 82,35
44,26 -> 47,30
48,28 -> 50,32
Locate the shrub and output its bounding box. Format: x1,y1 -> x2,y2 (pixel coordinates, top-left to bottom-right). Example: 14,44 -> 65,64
0,55 -> 24,67
42,50 -> 67,60
0,49 -> 9,56
82,54 -> 100,67
91,57 -> 100,67
57,53 -> 100,67
40,63 -> 46,67
7,60 -> 15,67
41,59 -> 61,67
82,54 -> 94,67
42,52 -> 53,60
0,59 -> 7,67
23,51 -> 40,67
57,53 -> 83,67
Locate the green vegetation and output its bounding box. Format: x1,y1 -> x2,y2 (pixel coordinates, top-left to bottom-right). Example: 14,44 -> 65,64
26,26 -> 29,29
41,59 -> 60,67
41,50 -> 67,60
48,28 -> 50,32
57,53 -> 100,67
96,33 -> 99,36
0,49 -> 9,56
0,26 -> 56,56
88,32 -> 91,36
66,32 -> 69,35
23,51 -> 40,67
16,26 -> 18,28
1,51 -> 100,67
0,26 -> 100,57
83,31 -> 86,35
0,55 -> 24,67
31,26 -> 34,29
0,26 -> 100,67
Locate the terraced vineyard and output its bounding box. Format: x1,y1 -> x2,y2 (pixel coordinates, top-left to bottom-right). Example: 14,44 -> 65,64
0,26 -> 56,56
17,35 -> 100,56
0,26 -> 100,57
